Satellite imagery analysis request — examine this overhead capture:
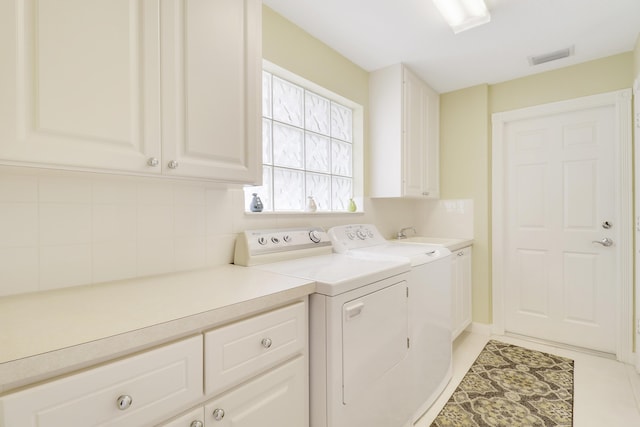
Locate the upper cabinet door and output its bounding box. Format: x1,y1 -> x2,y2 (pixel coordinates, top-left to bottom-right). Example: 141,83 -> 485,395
160,0 -> 262,184
369,64 -> 439,199
0,0 -> 162,173
402,68 -> 427,198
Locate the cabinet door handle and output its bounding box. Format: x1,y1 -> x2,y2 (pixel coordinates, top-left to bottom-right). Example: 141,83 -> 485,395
116,394 -> 133,410
213,408 -> 225,421
190,421 -> 204,427
168,160 -> 179,169
147,157 -> 159,167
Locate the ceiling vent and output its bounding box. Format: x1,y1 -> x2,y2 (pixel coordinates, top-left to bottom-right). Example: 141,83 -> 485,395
528,46 -> 574,66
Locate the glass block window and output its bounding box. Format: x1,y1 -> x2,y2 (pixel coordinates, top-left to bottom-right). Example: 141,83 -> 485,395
246,70 -> 354,212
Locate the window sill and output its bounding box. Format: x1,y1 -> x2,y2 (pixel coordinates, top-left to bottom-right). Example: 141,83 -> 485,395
243,211 -> 363,216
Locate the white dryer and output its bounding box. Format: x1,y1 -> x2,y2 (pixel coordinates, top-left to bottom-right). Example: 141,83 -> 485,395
328,224 -> 453,422
234,227 -> 415,427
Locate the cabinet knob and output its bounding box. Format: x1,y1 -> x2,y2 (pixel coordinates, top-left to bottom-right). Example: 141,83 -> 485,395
261,337 -> 273,349
212,408 -> 225,421
457,251 -> 464,256
168,160 -> 179,169
190,421 -> 204,427
147,157 -> 159,167
116,394 -> 133,410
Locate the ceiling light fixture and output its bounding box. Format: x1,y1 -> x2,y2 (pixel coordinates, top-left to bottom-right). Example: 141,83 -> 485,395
432,0 -> 491,34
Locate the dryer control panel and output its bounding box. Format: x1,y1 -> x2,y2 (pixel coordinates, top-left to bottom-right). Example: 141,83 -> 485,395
234,227 -> 332,266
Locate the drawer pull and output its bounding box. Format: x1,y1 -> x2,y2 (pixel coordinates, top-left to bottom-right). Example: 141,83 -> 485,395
190,421 -> 204,427
116,394 -> 133,410
213,408 -> 225,421
261,338 -> 273,349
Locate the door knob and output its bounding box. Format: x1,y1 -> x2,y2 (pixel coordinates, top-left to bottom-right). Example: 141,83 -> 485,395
592,237 -> 613,247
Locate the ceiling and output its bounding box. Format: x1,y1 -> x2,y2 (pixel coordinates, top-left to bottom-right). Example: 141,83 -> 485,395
263,0 -> 640,93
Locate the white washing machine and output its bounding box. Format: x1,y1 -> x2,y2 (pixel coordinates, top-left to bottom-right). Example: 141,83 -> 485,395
234,227 -> 415,427
328,224 -> 453,423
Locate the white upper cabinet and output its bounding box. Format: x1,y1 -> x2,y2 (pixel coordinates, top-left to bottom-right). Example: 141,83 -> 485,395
369,64 -> 439,198
0,0 -> 162,173
160,0 -> 261,182
0,0 -> 261,184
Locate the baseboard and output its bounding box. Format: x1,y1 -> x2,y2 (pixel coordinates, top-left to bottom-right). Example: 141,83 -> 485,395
466,322 -> 492,336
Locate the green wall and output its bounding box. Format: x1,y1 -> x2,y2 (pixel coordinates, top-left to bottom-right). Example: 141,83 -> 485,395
635,33 -> 640,78
262,6 -> 368,110
440,85 -> 491,324
491,53 -> 633,113
441,52 -> 635,324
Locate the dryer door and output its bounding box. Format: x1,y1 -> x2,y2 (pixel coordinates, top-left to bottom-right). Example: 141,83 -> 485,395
342,280 -> 409,404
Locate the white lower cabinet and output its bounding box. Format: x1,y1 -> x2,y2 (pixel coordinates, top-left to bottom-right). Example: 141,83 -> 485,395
205,356 -> 305,427
203,301 -> 306,397
451,246 -> 472,340
160,407 -> 206,427
0,336 -> 203,427
161,357 -> 305,427
0,302 -> 308,427
160,301 -> 308,427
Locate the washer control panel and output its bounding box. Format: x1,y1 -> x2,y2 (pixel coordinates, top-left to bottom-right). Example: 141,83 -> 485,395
234,227 -> 332,266
328,224 -> 387,253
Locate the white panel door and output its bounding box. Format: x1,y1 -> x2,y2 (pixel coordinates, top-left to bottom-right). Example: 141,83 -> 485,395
0,0 -> 161,173
504,104 -> 617,353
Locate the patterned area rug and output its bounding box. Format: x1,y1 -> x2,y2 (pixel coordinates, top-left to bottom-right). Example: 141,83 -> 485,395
431,340 -> 574,427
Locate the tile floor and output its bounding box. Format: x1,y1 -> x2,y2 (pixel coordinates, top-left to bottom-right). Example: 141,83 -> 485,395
414,332 -> 640,426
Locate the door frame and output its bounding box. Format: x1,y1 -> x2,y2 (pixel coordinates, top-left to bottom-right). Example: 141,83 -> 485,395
634,77 -> 640,373
491,89 -> 633,363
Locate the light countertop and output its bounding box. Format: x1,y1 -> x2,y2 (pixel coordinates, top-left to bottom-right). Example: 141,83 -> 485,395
0,264 -> 315,393
399,237 -> 473,252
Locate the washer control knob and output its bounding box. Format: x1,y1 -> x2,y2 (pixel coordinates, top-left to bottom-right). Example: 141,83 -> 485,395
346,232 -> 355,240
257,237 -> 267,245
356,230 -> 367,240
309,230 -> 322,243
271,237 -> 280,244
283,235 -> 291,243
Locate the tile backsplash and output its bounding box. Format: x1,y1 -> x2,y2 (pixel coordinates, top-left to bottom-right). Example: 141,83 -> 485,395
418,198 -> 474,238
0,166 -> 422,297
0,168 -> 239,296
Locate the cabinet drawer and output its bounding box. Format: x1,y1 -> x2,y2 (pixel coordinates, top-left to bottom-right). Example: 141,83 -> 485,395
204,302 -> 306,396
204,356 -> 307,427
0,336 -> 203,427
158,406 -> 205,427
